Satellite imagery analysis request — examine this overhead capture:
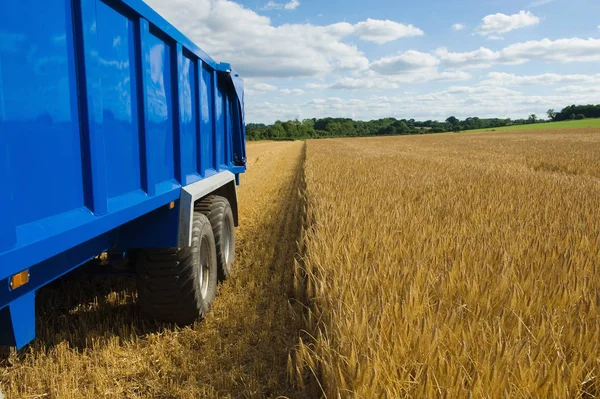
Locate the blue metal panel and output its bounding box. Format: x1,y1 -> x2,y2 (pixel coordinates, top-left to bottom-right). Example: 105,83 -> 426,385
178,49 -> 200,185
214,70 -> 224,171
76,0 -> 109,216
0,0 -> 86,225
172,44 -> 183,185
230,92 -> 246,167
137,18 -> 156,196
145,31 -> 176,185
0,188 -> 180,283
96,1 -> 142,199
0,55 -> 16,252
118,201 -> 180,249
0,292 -> 35,349
200,62 -> 215,176
0,231 -> 114,348
225,91 -> 232,168
111,0 -> 218,70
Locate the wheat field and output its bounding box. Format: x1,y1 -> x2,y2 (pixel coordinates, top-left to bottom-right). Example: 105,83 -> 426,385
1,129 -> 599,398
292,129 -> 600,398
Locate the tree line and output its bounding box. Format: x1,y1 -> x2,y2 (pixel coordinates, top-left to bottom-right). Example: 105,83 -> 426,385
246,104 -> 599,141
547,104 -> 600,121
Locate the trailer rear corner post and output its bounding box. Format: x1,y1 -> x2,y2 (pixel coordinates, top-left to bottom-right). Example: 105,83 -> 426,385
0,291 -> 35,348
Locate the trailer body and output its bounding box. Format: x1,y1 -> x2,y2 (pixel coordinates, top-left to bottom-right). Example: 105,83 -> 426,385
0,0 -> 246,348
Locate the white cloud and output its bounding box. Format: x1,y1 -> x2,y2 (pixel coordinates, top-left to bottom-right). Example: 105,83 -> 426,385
321,77 -> 396,91
297,50 -> 473,90
353,19 -> 423,44
280,88 -> 305,95
370,50 -> 439,74
245,82 -> 278,95
436,38 -> 600,69
264,0 -> 299,10
305,83 -> 329,90
481,72 -> 600,86
434,47 -> 499,69
145,0 -> 371,78
529,0 -> 555,7
248,84 -> 600,123
141,0 -> 600,124
144,0 -> 423,78
452,23 -> 466,31
284,0 -> 299,10
475,10 -> 540,39
303,70 -> 471,92
554,85 -> 600,94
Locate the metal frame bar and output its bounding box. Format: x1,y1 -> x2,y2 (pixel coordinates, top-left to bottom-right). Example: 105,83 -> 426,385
177,171 -> 236,247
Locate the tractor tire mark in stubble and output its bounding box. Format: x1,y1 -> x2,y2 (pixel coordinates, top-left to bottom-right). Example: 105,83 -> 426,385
266,142 -> 306,290
197,140 -> 309,398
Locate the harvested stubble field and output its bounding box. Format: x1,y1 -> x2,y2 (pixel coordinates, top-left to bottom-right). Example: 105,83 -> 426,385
1,128 -> 600,398
0,140 -> 307,398
293,128 -> 600,398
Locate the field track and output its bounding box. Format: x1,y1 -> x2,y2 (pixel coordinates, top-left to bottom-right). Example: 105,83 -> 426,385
0,141 -> 306,399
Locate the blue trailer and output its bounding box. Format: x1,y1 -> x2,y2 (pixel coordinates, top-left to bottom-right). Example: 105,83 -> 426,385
0,0 -> 246,348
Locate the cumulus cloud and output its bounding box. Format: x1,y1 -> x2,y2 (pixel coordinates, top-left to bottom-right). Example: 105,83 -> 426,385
475,10 -> 539,39
145,0 -> 423,78
353,19 -> 423,44
370,50 -> 439,74
452,23 -> 466,31
245,81 -> 278,95
280,88 -> 305,95
302,70 -> 470,92
481,72 -> 600,86
554,85 -> 600,94
367,51 -> 471,84
264,0 -> 299,10
529,0 -> 554,7
305,83 -> 329,90
435,38 -> 600,69
247,85 -> 600,123
284,0 -> 299,10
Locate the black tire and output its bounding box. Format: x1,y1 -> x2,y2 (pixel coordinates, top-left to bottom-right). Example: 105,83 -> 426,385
195,195 -> 236,281
135,212 -> 218,324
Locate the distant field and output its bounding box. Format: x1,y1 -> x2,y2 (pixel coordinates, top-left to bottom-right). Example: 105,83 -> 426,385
468,118 -> 600,132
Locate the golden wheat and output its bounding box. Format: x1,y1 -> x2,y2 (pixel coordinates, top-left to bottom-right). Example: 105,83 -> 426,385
293,129 -> 600,398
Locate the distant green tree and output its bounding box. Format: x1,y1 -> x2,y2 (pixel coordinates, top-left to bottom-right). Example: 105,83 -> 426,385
266,123 -> 286,139
244,104 -> 597,141
446,116 -> 459,126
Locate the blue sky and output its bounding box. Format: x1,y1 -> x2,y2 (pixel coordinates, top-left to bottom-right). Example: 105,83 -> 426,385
146,0 -> 600,123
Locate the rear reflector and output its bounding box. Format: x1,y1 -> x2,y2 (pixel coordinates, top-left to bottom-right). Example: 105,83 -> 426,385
10,270 -> 29,290
169,201 -> 175,209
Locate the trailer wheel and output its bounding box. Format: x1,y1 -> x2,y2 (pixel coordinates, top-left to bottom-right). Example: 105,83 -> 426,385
195,196 -> 236,280
135,212 -> 218,324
